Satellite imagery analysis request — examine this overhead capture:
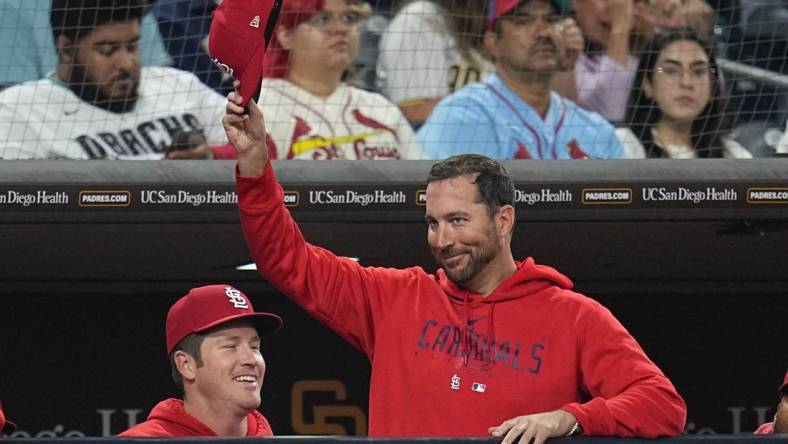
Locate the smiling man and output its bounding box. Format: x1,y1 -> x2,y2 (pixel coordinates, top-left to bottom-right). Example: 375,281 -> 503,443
119,285 -> 282,437
417,0 -> 622,160
222,79 -> 686,442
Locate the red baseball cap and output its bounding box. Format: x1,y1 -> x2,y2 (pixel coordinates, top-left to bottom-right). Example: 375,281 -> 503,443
209,0 -> 283,107
780,370 -> 788,394
166,285 -> 283,354
486,0 -> 559,31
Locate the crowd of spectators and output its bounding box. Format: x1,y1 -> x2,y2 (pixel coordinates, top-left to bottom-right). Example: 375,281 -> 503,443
0,0 -> 786,159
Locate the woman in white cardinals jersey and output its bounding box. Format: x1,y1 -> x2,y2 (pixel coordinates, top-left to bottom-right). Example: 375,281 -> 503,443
257,0 -> 423,160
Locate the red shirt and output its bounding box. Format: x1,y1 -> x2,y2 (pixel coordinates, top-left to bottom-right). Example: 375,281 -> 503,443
119,398 -> 272,437
754,422 -> 774,434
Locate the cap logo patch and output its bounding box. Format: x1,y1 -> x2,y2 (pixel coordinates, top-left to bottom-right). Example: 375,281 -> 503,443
225,287 -> 249,309
250,15 -> 260,28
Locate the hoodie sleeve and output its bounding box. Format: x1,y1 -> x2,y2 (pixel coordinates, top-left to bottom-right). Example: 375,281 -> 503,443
236,163 -> 413,357
560,303 -> 687,437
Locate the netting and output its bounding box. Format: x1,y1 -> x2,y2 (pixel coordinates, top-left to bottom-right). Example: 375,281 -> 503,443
0,0 -> 786,159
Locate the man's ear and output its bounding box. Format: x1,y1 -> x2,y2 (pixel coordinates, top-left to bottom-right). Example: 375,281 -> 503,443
483,30 -> 498,60
497,204 -> 516,238
55,35 -> 76,63
173,351 -> 197,383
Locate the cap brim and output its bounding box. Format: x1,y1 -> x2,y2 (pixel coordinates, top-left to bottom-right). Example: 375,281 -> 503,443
195,312 -> 283,337
239,42 -> 265,109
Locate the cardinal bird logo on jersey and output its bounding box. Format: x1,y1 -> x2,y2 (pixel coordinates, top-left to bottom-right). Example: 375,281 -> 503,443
286,112 -> 403,159
352,109 -> 402,159
352,109 -> 398,141
566,139 -> 590,159
514,141 -> 532,159
287,116 -> 341,159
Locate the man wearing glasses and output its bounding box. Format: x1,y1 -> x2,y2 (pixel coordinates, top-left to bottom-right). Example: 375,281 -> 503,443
417,0 -> 623,160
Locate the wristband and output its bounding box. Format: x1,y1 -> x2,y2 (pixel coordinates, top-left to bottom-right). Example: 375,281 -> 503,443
566,421 -> 582,436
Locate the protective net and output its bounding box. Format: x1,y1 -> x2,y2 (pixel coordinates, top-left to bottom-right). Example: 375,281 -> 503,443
0,0 -> 785,159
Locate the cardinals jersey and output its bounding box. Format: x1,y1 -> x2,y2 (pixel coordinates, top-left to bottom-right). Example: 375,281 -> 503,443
418,73 -> 623,159
0,66 -> 227,159
259,78 -> 423,160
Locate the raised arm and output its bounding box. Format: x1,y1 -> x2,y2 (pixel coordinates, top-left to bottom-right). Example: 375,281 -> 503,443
223,82 -> 269,177
223,85 -> 418,355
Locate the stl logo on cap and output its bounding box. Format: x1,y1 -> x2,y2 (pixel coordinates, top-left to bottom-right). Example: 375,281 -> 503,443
166,284 -> 283,354
226,286 -> 249,309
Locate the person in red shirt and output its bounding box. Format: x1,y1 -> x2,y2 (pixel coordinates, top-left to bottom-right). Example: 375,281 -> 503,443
221,80 -> 686,444
755,370 -> 788,434
119,284 -> 282,437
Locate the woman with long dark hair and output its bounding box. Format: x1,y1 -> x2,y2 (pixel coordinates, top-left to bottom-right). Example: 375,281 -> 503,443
619,28 -> 751,158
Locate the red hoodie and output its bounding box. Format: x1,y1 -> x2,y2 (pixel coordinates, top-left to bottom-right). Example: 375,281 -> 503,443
236,163 -> 687,437
754,422 -> 774,434
118,399 -> 272,437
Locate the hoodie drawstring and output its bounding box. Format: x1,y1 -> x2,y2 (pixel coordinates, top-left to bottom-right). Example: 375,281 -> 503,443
462,292 -> 470,366
462,293 -> 497,367
486,303 -> 495,363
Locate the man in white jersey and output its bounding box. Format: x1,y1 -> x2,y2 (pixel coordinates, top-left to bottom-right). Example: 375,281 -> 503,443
0,0 -> 227,159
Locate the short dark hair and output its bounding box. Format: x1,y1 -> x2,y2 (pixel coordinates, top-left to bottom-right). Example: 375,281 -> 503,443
50,0 -> 145,44
170,332 -> 206,392
427,154 -> 515,216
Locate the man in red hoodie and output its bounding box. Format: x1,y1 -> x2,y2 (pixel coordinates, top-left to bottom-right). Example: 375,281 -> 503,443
222,80 -> 686,443
754,370 -> 788,434
119,284 -> 282,437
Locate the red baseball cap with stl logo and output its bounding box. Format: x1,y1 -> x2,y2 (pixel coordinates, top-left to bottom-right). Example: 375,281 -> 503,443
166,285 -> 283,354
208,0 -> 283,107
